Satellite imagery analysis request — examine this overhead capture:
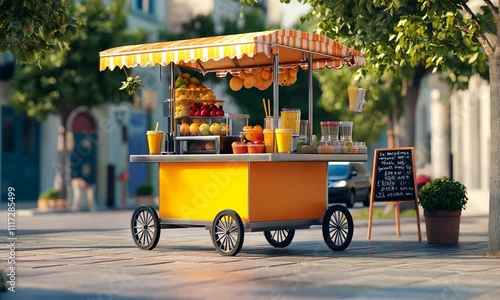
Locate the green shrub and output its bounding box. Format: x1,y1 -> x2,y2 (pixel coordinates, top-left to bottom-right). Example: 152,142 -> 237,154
38,188 -> 60,200
418,177 -> 468,212
135,184 -> 153,196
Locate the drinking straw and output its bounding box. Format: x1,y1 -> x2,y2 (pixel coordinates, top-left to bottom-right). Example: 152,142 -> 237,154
155,122 -> 159,131
267,98 -> 271,117
262,98 -> 269,117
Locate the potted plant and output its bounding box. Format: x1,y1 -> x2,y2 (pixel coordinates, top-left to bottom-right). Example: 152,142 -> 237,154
418,176 -> 468,244
135,183 -> 155,206
37,188 -> 61,211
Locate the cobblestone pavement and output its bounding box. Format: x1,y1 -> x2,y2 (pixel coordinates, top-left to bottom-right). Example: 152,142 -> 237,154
1,208 -> 498,299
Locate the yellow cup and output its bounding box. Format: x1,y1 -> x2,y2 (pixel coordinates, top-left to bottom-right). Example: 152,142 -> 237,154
147,131 -> 164,154
275,129 -> 293,153
263,129 -> 274,153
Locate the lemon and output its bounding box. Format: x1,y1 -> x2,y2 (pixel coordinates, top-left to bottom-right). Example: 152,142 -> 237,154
199,123 -> 210,135
210,123 -> 222,135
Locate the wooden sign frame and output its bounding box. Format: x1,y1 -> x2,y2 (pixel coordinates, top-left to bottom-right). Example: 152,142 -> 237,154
367,147 -> 421,241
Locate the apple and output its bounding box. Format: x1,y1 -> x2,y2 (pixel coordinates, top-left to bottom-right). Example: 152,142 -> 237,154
189,109 -> 195,116
216,110 -> 224,116
210,110 -> 216,117
195,111 -> 201,117
201,109 -> 209,117
209,104 -> 216,110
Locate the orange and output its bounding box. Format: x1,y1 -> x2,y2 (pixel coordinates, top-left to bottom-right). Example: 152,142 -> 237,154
229,77 -> 243,91
189,123 -> 200,135
287,75 -> 297,86
278,72 -> 288,86
243,125 -> 253,131
243,73 -> 257,89
253,124 -> 263,133
261,69 -> 271,81
288,68 -> 298,78
180,123 -> 190,136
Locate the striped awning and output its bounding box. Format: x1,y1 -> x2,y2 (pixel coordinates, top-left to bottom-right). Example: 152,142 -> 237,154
99,29 -> 364,73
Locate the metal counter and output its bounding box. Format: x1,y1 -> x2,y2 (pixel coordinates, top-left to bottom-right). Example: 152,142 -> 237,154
130,153 -> 368,163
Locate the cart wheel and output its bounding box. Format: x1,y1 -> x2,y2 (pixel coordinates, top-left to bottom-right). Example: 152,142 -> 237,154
211,210 -> 244,256
131,205 -> 161,250
322,205 -> 354,251
263,230 -> 295,248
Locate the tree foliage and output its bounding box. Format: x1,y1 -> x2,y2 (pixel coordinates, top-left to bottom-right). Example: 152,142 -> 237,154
0,0 -> 79,65
9,0 -> 147,121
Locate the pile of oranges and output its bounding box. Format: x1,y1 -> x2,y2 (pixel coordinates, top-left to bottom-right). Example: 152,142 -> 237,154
229,68 -> 298,91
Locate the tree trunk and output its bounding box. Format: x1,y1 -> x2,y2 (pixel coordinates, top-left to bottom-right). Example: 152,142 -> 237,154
54,110 -> 71,200
399,65 -> 425,147
488,46 -> 500,257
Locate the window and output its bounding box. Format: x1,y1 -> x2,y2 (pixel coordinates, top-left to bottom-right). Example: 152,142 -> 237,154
135,0 -> 154,15
22,118 -> 37,154
2,115 -> 15,152
328,164 -> 349,177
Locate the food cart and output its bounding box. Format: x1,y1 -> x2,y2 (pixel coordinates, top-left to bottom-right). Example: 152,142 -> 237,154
99,29 -> 366,256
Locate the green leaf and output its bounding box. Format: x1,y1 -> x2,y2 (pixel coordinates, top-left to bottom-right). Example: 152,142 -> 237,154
468,52 -> 479,64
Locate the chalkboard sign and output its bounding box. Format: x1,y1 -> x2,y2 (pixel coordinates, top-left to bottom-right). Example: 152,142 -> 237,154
371,147 -> 417,202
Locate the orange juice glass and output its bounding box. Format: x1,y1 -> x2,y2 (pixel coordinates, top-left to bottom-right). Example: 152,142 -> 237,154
147,131 -> 164,154
275,129 -> 293,153
263,129 -> 274,153
281,109 -> 300,134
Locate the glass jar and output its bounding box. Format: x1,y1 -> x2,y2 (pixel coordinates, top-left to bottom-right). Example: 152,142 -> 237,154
352,142 -> 359,154
358,142 -> 367,154
339,121 -> 353,141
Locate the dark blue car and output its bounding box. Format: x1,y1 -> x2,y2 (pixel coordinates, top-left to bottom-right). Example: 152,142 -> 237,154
328,162 -> 371,208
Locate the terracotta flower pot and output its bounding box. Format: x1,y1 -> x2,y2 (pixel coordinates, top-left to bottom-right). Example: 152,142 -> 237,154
135,196 -> 155,207
38,199 -> 49,211
424,210 -> 461,244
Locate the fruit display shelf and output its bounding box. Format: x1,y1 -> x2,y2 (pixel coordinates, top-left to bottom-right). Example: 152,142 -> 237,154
175,99 -> 225,117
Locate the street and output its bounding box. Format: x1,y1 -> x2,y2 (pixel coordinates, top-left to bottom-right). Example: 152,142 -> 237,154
0,208 -> 498,299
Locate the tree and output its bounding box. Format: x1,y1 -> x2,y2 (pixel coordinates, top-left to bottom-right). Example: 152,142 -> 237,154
9,0 -> 147,199
246,0 -> 500,256
0,0 -> 79,65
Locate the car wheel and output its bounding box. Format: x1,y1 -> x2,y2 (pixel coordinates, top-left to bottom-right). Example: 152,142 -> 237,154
363,192 -> 371,207
346,190 -> 355,208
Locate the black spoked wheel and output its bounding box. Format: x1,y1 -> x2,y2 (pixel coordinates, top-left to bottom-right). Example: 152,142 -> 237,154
264,230 -> 295,248
322,205 -> 354,251
131,205 -> 161,250
211,210 -> 244,256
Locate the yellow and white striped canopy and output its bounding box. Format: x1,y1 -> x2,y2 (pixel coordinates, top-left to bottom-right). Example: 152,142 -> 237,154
99,29 -> 364,73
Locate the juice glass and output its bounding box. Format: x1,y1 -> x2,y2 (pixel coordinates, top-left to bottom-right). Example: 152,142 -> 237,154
147,131 -> 164,154
281,108 -> 301,134
263,129 -> 275,153
275,128 -> 293,153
